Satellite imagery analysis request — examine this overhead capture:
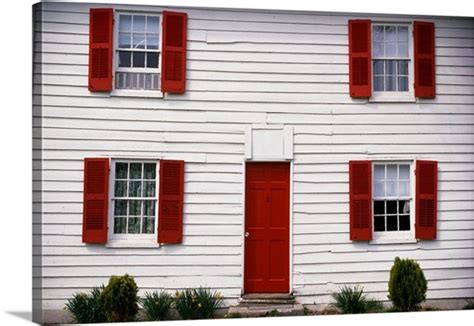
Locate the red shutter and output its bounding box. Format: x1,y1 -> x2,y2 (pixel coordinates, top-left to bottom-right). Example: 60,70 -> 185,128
349,20 -> 372,98
88,8 -> 113,92
82,158 -> 109,244
158,160 -> 185,244
349,161 -> 372,240
415,160 -> 438,239
161,11 -> 187,93
414,21 -> 436,98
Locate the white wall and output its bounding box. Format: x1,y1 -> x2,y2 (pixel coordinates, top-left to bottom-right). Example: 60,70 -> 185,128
33,1 -> 474,316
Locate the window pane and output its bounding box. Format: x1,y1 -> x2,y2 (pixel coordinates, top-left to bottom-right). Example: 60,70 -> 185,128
385,26 -> 397,42
386,181 -> 397,197
399,200 -> 410,214
128,200 -> 142,216
385,76 -> 396,91
147,16 -> 159,33
119,15 -> 131,31
147,35 -> 159,50
143,181 -> 156,197
387,200 -> 397,214
133,15 -> 146,32
387,164 -> 397,179
115,181 -> 127,197
398,77 -> 408,91
399,165 -> 410,180
144,200 -> 156,216
133,33 -> 146,49
385,43 -> 397,57
373,26 -> 384,41
386,61 -> 397,75
399,181 -> 410,197
373,60 -> 384,75
374,216 -> 385,232
374,200 -> 385,215
118,51 -> 131,68
133,52 -> 146,68
114,200 -> 127,216
144,163 -> 156,179
397,26 -> 408,42
399,215 -> 410,230
398,43 -> 408,57
374,181 -> 385,197
147,53 -> 159,68
387,215 -> 398,231
114,218 -> 127,233
119,32 -> 131,48
128,181 -> 142,197
374,76 -> 384,92
128,217 -> 141,234
373,42 -> 384,57
398,61 -> 408,75
116,163 -> 128,179
130,163 -> 142,179
142,217 -> 155,234
374,165 -> 385,180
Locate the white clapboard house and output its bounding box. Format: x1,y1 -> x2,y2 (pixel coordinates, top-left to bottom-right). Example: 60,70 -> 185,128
33,1 -> 474,323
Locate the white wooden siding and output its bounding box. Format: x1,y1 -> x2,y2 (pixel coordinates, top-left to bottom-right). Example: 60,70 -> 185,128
33,1 -> 474,314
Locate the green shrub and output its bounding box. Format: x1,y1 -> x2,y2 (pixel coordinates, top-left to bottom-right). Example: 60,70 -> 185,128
463,299 -> 474,310
365,298 -> 385,313
64,286 -> 106,323
175,289 -> 199,319
388,257 -> 427,312
193,287 -> 224,319
331,285 -> 368,314
99,274 -> 139,322
140,291 -> 173,321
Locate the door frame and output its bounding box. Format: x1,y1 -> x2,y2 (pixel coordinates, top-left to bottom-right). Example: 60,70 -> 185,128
241,160 -> 293,294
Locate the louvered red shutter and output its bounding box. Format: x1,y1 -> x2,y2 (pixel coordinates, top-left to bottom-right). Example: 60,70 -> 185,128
82,158 -> 109,244
414,21 -> 436,98
415,160 -> 438,239
161,11 -> 187,93
158,160 -> 185,244
349,161 -> 372,240
349,20 -> 372,98
88,8 -> 113,92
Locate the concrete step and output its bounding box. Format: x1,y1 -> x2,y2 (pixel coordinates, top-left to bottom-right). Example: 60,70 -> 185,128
240,293 -> 296,305
228,303 -> 304,317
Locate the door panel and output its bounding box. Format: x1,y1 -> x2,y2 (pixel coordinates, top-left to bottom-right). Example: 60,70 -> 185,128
244,162 -> 290,293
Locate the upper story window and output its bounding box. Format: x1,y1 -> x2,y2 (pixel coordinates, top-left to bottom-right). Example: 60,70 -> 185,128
372,25 -> 410,93
115,13 -> 161,91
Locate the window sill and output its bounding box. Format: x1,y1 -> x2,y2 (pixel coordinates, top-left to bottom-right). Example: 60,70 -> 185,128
110,89 -> 164,99
106,241 -> 160,248
369,93 -> 416,103
369,238 -> 418,245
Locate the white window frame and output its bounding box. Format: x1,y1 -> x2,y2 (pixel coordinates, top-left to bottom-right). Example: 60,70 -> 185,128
370,22 -> 415,103
370,160 -> 416,244
107,159 -> 160,248
111,11 -> 164,98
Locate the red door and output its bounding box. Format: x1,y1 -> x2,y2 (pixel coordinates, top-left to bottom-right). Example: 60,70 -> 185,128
244,162 -> 290,293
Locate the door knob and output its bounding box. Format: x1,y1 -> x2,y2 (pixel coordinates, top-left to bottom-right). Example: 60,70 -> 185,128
245,232 -> 250,238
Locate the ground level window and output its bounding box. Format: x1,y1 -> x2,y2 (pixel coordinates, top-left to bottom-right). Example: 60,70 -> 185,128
112,162 -> 157,234
373,163 -> 411,233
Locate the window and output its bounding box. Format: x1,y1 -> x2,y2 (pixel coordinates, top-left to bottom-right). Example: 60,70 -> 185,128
373,163 -> 413,238
115,13 -> 161,91
110,161 -> 158,240
372,23 -> 414,100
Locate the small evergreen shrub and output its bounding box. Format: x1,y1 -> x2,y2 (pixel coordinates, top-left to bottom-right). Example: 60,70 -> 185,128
99,274 -> 139,322
140,291 -> 173,321
193,287 -> 224,319
175,289 -> 199,319
388,257 -> 427,311
331,285 -> 368,314
64,286 -> 106,323
463,299 -> 474,310
365,298 -> 385,313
